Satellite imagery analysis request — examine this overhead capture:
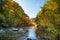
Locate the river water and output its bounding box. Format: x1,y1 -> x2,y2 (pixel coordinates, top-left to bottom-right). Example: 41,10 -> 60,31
27,27 -> 37,40
0,27 -> 37,40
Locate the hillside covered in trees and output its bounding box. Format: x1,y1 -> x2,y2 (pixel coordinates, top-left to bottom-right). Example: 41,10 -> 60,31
0,0 -> 32,28
0,0 -> 60,40
35,0 -> 60,40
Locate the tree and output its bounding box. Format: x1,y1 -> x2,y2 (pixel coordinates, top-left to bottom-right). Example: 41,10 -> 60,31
0,0 -> 29,28
35,0 -> 60,40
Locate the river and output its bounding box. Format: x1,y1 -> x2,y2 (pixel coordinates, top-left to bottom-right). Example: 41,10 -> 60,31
0,27 -> 37,40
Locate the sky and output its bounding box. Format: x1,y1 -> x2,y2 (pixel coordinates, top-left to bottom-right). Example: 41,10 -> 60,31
13,0 -> 46,18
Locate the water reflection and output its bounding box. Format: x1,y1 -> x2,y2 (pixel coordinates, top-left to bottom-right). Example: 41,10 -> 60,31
27,27 -> 37,40
0,27 -> 37,40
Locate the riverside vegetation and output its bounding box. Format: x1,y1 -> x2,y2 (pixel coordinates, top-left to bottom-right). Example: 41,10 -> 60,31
0,0 -> 60,40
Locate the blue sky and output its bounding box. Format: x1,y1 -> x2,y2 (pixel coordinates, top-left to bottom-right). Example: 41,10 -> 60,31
14,0 -> 46,18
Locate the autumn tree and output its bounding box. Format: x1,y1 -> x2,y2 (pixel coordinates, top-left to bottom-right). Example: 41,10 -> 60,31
0,0 -> 29,28
35,0 -> 60,40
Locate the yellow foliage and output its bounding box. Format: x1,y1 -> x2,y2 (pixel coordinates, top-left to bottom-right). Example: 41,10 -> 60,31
45,1 -> 58,10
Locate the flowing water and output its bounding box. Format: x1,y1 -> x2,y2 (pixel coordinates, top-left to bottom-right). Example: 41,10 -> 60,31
27,27 -> 37,40
0,25 -> 37,40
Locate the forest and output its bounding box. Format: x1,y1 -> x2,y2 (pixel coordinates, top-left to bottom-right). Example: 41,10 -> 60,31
0,0 -> 60,40
35,0 -> 60,40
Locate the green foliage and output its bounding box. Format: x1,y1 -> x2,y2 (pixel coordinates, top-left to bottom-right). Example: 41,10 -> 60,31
0,0 -> 28,28
35,0 -> 60,40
